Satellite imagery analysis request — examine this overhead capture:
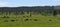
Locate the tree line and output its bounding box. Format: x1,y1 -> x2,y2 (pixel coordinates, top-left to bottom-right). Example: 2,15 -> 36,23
0,6 -> 59,16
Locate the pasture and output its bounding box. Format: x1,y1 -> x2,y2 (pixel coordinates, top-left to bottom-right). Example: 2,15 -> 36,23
0,13 -> 60,27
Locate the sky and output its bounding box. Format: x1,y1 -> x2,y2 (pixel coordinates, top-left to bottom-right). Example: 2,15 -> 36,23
0,0 -> 60,7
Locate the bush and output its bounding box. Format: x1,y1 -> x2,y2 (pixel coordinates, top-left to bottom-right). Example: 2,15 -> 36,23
25,19 -> 29,21
34,19 -> 38,21
53,10 -> 57,16
2,16 -> 9,18
49,19 -> 52,21
11,20 -> 15,22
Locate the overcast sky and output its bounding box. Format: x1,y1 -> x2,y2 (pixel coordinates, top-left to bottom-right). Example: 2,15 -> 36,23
0,0 -> 60,7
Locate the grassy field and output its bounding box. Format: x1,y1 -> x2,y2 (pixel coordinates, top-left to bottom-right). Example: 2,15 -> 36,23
0,13 -> 60,27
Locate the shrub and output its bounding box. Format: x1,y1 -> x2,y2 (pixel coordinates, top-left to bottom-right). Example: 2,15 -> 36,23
11,20 -> 15,22
3,16 -> 9,18
25,19 -> 28,21
34,19 -> 38,21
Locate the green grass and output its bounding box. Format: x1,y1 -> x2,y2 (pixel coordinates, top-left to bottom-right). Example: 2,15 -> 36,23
0,13 -> 60,27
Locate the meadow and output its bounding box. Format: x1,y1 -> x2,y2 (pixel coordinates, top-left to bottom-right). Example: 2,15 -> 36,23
0,12 -> 60,27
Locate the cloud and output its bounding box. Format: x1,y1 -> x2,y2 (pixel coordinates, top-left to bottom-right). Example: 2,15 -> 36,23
55,0 -> 60,1
0,2 -> 9,7
55,0 -> 58,1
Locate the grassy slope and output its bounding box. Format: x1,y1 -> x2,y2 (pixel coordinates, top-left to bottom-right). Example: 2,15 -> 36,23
0,13 -> 60,27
